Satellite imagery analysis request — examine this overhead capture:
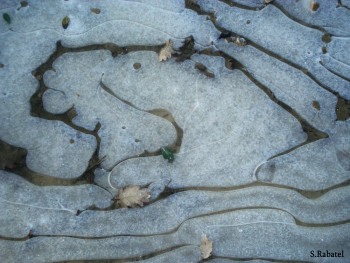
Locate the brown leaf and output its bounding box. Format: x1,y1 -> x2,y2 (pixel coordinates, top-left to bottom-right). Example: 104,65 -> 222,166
310,1 -> 320,11
158,40 -> 174,62
200,234 -> 213,259
90,8 -> 101,14
114,185 -> 151,208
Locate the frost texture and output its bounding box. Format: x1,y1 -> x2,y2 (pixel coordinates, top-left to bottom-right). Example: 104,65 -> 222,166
0,0 -> 349,262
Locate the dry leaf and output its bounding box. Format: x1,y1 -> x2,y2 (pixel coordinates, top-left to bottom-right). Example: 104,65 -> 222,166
90,8 -> 101,14
200,234 -> 213,259
158,40 -> 174,62
310,0 -> 319,11
234,36 -> 247,47
114,185 -> 151,208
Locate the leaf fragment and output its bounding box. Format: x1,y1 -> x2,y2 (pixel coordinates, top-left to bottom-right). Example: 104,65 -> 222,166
113,185 -> 151,208
161,147 -> 174,163
310,1 -> 319,11
90,8 -> 100,14
3,13 -> 11,24
158,40 -> 174,62
62,16 -> 70,29
200,235 -> 213,259
312,100 -> 320,111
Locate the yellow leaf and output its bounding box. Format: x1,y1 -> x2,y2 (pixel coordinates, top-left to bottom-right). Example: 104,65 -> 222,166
200,234 -> 213,259
158,40 -> 174,62
310,1 -> 320,11
113,185 -> 151,208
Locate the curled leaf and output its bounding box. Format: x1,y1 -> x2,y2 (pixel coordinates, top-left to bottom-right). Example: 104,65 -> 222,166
310,1 -> 319,11
161,147 -> 174,163
90,8 -> 100,14
113,185 -> 151,208
200,235 -> 213,259
62,16 -> 70,29
158,40 -> 174,62
3,13 -> 11,24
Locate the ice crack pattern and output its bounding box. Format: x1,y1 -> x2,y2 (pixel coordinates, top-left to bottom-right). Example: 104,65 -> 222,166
0,0 -> 349,262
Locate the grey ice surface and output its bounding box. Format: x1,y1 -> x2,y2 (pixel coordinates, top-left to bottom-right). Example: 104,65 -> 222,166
199,0 -> 350,100
1,209 -> 349,262
0,0 -> 349,262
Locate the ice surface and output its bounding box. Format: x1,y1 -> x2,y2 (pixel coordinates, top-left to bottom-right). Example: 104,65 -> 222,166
0,0 -> 349,262
1,185 -> 349,239
1,209 -> 349,262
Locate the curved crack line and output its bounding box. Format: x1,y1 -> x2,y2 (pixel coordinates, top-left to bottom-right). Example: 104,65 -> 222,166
205,220 -> 298,229
255,138 -> 315,169
98,78 -> 146,113
156,179 -> 350,201
175,206 -> 350,231
328,54 -> 350,68
2,206 -> 349,242
338,0 -> 350,10
319,60 -> 350,83
0,196 -> 76,214
4,19 -> 184,40
2,19 -> 210,49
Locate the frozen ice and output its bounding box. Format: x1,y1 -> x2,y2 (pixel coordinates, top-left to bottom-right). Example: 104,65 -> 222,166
1,209 -> 349,262
0,0 -> 349,262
